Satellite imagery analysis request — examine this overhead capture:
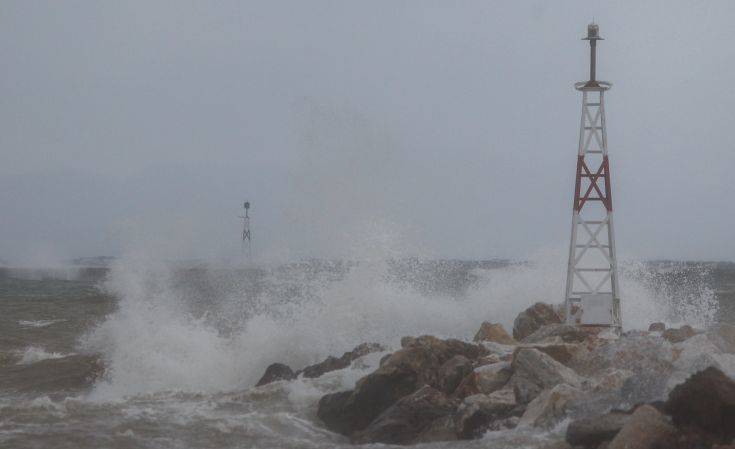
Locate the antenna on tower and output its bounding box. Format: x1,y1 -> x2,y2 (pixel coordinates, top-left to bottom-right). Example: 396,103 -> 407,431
240,201 -> 251,257
564,23 -> 621,331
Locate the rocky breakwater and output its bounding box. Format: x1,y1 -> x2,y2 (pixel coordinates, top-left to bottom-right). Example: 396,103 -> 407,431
254,302 -> 735,447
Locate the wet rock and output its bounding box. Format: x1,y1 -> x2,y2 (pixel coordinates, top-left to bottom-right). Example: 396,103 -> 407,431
523,324 -> 591,344
510,348 -> 583,405
455,388 -> 518,439
648,322 -> 666,332
412,415 -> 458,443
255,363 -> 295,386
518,342 -> 582,365
473,322 -> 517,345
437,355 -> 473,394
513,302 -> 562,341
662,325 -> 697,344
300,342 -> 385,378
591,368 -> 634,392
475,362 -> 513,394
351,385 -> 459,445
566,411 -> 631,449
607,405 -> 677,449
518,383 -> 581,428
317,390 -> 354,435
317,335 -> 484,435
665,366 -> 735,443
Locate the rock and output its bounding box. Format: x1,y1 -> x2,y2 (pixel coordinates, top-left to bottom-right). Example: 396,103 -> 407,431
437,355 -> 473,394
518,342 -> 583,365
662,325 -> 697,344
317,390 -> 354,435
475,362 -> 513,394
513,302 -> 562,341
510,348 -> 583,405
592,368 -> 634,392
300,342 -> 385,378
255,363 -> 295,386
518,384 -> 582,428
648,322 -> 666,332
523,324 -> 592,344
566,411 -> 631,449
455,388 -> 518,439
607,405 -> 677,449
317,335 -> 484,435
473,322 -> 517,345
665,366 -> 735,443
412,415 -> 458,443
351,385 -> 459,445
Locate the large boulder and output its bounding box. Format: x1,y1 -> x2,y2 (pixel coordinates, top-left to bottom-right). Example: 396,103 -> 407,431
453,362 -> 512,399
437,355 -> 473,394
351,385 -> 459,445
473,322 -> 517,345
566,411 -> 631,449
607,405 -> 677,449
665,366 -> 735,443
454,388 -> 518,439
317,335 -> 484,435
510,348 -> 583,405
518,383 -> 582,429
513,302 -> 562,341
522,324 -> 592,344
255,363 -> 295,386
517,342 -> 583,365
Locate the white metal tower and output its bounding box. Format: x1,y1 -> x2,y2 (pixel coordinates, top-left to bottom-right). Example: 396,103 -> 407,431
564,23 -> 621,329
240,201 -> 251,256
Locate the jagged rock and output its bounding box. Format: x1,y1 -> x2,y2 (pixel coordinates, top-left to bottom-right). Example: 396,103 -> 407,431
474,322 -> 517,345
412,415 -> 458,443
513,302 -> 562,341
566,411 -> 631,449
454,362 -> 512,399
351,385 -> 459,445
607,405 -> 677,449
255,363 -> 295,386
665,366 -> 735,443
437,355 -> 473,394
317,335 -> 484,435
300,342 -> 385,378
592,368 -> 634,392
518,383 -> 581,428
662,325 -> 697,344
475,353 -> 502,367
455,388 -> 518,439
510,348 -> 583,405
476,362 -> 513,394
648,322 -> 666,332
317,390 -> 354,435
523,324 -> 591,344
517,342 -> 582,365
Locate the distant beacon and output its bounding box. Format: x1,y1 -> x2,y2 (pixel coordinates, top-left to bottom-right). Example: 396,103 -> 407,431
563,23 -> 622,330
240,201 -> 251,256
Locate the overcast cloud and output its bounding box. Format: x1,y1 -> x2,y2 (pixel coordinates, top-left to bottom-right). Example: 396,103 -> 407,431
1,1 -> 734,263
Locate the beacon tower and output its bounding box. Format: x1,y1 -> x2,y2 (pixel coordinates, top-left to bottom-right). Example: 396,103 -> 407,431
564,23 -> 621,329
240,201 -> 251,256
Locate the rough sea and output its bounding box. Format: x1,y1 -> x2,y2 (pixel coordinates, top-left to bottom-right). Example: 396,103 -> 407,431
0,256 -> 732,449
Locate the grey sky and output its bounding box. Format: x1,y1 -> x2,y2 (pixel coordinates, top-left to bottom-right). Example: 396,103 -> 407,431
1,1 -> 734,263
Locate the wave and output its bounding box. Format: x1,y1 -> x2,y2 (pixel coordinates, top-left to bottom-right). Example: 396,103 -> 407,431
16,347 -> 68,365
18,319 -> 67,328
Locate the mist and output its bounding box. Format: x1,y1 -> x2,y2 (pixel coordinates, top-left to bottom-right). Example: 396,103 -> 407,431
1,1 -> 734,263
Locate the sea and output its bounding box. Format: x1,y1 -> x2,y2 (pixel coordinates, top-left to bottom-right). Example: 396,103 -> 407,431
0,255 -> 732,449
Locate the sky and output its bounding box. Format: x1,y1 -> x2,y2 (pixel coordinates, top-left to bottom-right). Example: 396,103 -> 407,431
1,0 -> 734,263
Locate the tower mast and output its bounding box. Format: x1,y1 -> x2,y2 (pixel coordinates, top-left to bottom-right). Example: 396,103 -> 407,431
564,23 -> 621,329
240,201 -> 251,257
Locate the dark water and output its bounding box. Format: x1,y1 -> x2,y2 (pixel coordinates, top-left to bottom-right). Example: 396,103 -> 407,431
0,260 -> 732,448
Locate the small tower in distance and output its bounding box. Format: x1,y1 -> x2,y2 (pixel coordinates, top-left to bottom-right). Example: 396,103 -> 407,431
564,23 -> 622,330
240,201 -> 251,257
